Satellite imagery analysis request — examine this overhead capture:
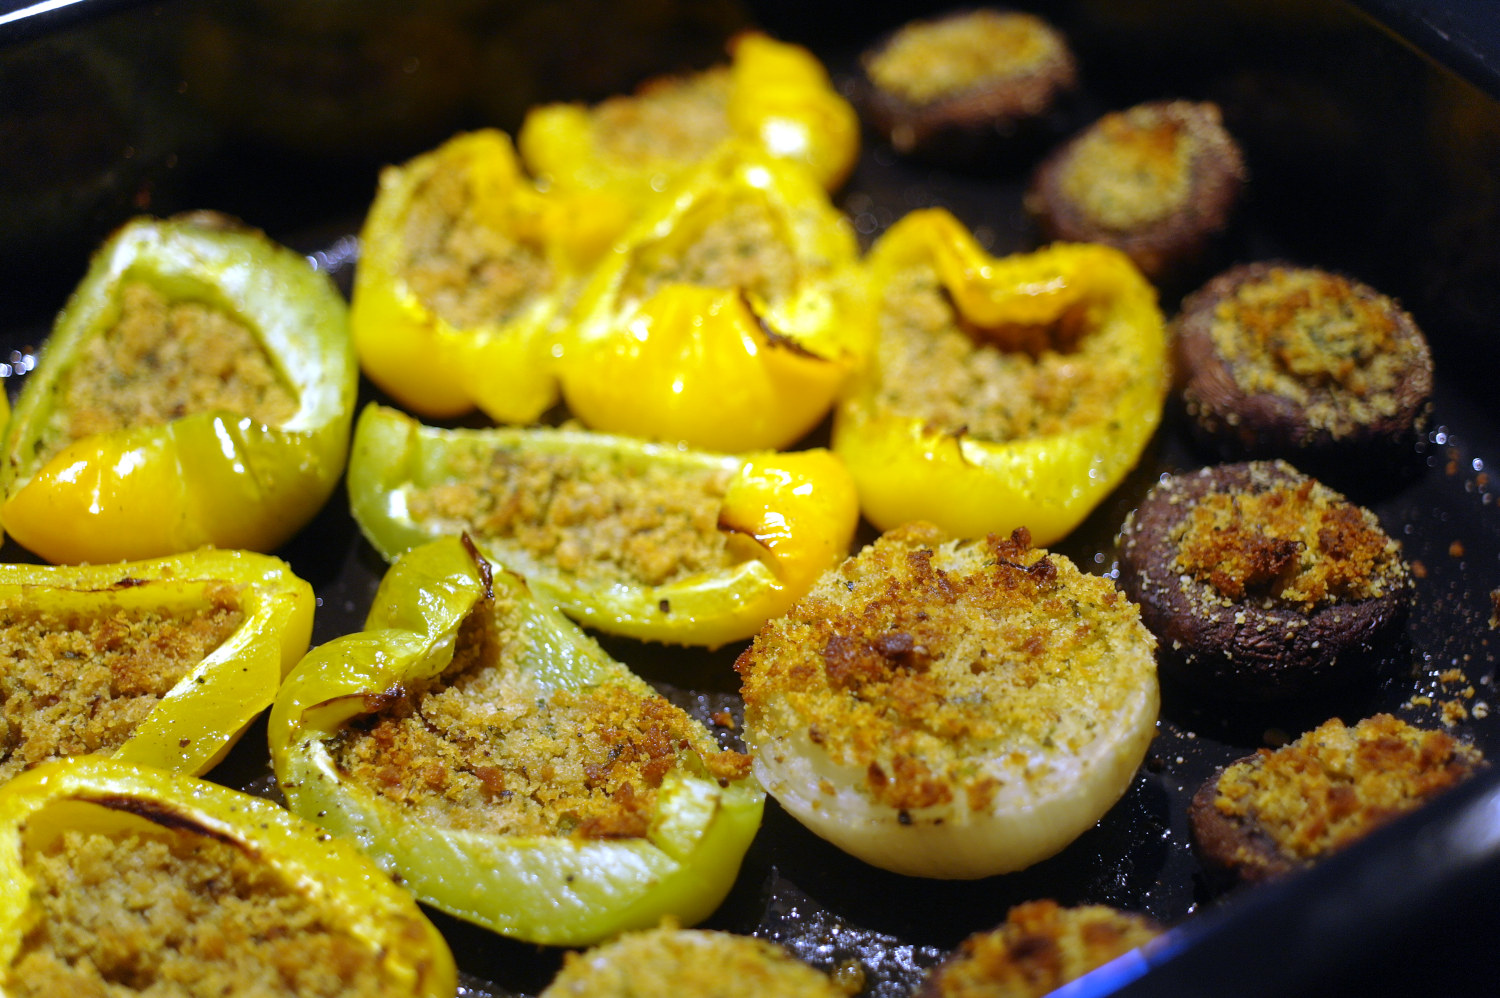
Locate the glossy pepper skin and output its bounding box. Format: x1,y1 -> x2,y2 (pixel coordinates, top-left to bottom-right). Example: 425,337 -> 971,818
268,536 -> 766,947
0,213 -> 357,565
347,403 -> 859,648
350,129 -> 621,424
0,756 -> 456,997
834,208 -> 1169,546
519,31 -> 860,197
0,549 -> 314,777
557,145 -> 868,452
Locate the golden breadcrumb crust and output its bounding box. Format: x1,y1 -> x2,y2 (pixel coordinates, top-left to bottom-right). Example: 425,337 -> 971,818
922,900 -> 1160,998
331,596 -> 750,839
8,825 -> 397,998
406,446 -> 736,588
40,281 -> 296,466
0,586 -> 243,784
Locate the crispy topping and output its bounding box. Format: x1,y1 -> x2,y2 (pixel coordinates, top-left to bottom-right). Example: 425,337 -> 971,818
400,155 -> 555,331
0,586 -> 244,783
592,67 -> 734,165
8,825 -> 396,998
1209,267 -> 1424,436
405,446 -> 737,588
331,598 -> 749,839
1214,713 -> 1484,861
1056,103 -> 1200,230
1170,474 -> 1404,606
925,901 -> 1160,998
739,523 -> 1154,812
39,280 -> 297,466
872,263 -> 1133,442
1170,472 -> 1407,608
624,196 -> 799,306
540,926 -> 845,998
865,10 -> 1067,105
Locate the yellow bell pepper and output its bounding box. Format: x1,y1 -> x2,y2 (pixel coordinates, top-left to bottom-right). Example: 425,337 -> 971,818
346,402 -> 859,647
518,30 -> 859,197
0,548 -> 314,780
0,213 -> 357,565
0,756 -> 455,997
833,209 -> 1169,545
557,145 -> 868,452
269,536 -> 766,947
351,128 -> 623,424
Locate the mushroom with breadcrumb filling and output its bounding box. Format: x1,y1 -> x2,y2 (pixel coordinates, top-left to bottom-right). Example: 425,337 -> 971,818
1117,460 -> 1413,702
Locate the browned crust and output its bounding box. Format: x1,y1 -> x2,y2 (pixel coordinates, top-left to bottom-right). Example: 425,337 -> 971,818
1116,461 -> 1412,702
1175,261 -> 1434,471
858,8 -> 1078,164
1025,100 -> 1245,284
1188,714 -> 1486,887
916,900 -> 1162,998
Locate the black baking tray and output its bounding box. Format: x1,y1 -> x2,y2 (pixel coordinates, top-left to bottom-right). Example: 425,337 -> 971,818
3,2 -> 1499,995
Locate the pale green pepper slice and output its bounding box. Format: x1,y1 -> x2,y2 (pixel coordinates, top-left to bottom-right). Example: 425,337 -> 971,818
268,536 -> 765,947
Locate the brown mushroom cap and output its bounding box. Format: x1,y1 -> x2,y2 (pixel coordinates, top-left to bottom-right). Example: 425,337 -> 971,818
1116,460 -> 1412,702
858,8 -> 1078,166
1025,100 -> 1246,284
1175,261 -> 1434,478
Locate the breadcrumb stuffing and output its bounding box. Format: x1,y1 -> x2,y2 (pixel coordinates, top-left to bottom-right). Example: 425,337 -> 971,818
623,196 -> 799,306
591,67 -> 733,166
39,281 -> 297,467
1170,471 -> 1407,609
540,924 -> 845,998
404,446 -> 737,588
8,824 -> 398,998
738,523 -> 1155,812
871,262 -> 1133,443
1214,713 -> 1484,861
399,153 -> 555,331
1208,267 -> 1424,437
924,900 -> 1160,998
330,596 -> 750,838
0,586 -> 244,784
865,10 -> 1066,105
1055,103 -> 1198,231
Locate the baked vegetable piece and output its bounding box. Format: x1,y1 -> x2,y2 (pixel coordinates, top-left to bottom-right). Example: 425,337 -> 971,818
1175,262 -> 1434,474
0,212 -> 357,564
917,900 -> 1163,998
347,403 -> 859,647
1116,460 -> 1413,702
538,923 -> 846,998
1189,714 -> 1486,885
0,756 -> 456,998
351,128 -> 619,425
737,522 -> 1159,879
0,549 -> 313,782
519,30 -> 859,196
557,144 -> 868,452
832,208 -> 1168,546
269,536 -> 765,946
1025,100 -> 1246,285
858,7 -> 1078,163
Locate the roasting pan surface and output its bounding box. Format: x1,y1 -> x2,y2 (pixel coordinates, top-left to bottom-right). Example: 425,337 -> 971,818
3,2 -> 1499,995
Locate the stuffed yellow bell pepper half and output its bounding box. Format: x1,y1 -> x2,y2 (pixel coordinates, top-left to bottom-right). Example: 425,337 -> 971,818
519,30 -> 859,197
0,212 -> 357,565
0,549 -> 313,783
0,756 -> 455,998
269,536 -> 765,947
347,403 -> 858,648
351,128 -> 621,425
833,208 -> 1169,546
557,145 -> 867,452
